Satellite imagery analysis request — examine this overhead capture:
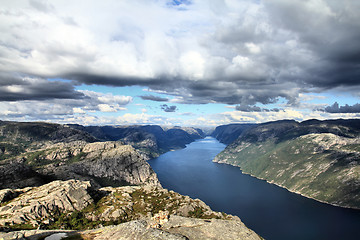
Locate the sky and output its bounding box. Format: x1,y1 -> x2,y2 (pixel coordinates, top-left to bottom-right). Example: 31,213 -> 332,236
1,0 -> 360,127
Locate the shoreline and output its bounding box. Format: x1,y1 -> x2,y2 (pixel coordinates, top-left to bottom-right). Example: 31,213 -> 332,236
213,159 -> 360,211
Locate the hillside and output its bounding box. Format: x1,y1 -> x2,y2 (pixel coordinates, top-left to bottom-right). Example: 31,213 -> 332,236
211,123 -> 255,144
0,121 -> 159,189
213,119 -> 360,209
0,121 -> 205,189
69,124 -> 205,159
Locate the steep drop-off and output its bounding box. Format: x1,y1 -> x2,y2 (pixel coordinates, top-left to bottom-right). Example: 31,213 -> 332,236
213,119 -> 360,209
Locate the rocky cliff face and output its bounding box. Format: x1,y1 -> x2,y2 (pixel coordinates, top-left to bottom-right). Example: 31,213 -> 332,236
214,119 -> 360,209
0,121 -> 162,189
0,180 -> 262,240
0,141 -> 159,189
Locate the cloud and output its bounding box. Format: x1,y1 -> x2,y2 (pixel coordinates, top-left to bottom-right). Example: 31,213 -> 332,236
0,91 -> 132,121
324,102 -> 360,113
0,74 -> 84,101
235,105 -> 262,112
161,104 -> 177,112
235,104 -> 281,112
0,0 -> 360,115
140,94 -> 169,102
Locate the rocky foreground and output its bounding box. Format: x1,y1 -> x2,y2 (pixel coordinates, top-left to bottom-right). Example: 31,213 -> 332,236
0,180 -> 262,240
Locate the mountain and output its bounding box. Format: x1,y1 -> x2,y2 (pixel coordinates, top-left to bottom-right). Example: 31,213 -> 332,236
211,123 -> 255,144
213,119 -> 360,209
0,121 -> 159,189
0,121 -> 205,189
68,124 -> 205,159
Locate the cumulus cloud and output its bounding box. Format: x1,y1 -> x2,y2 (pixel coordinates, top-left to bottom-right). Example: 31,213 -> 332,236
161,104 -> 177,112
324,102 -> 360,113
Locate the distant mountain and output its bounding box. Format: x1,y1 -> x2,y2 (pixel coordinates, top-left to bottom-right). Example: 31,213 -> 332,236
0,121 -> 204,189
211,123 -> 255,144
213,119 -> 360,209
0,120 -> 97,145
68,124 -> 205,159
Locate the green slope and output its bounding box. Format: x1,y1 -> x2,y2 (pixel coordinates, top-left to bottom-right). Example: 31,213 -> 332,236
214,125 -> 360,209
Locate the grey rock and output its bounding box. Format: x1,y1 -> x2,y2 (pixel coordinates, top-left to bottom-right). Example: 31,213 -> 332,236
0,180 -> 93,225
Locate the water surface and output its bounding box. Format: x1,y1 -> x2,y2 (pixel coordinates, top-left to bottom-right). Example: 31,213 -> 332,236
148,137 -> 360,240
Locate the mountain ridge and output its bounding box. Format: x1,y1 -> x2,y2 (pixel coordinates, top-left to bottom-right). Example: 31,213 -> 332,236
212,119 -> 360,209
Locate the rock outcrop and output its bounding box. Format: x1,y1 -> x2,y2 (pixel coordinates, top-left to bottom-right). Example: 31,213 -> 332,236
0,180 -> 92,226
37,141 -> 160,188
79,215 -> 262,240
0,180 -> 262,240
0,140 -> 160,189
0,215 -> 262,240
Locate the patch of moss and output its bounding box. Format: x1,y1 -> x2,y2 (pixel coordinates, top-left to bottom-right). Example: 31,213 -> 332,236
0,142 -> 25,160
7,223 -> 36,230
67,152 -> 87,164
25,150 -> 49,166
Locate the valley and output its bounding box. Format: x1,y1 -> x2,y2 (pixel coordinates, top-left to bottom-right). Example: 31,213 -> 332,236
1,119 -> 360,239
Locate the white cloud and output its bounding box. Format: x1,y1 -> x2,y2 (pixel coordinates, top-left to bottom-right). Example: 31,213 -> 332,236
0,0 -> 360,126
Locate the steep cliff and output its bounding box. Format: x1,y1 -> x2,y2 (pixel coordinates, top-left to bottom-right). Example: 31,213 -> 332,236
214,119 -> 360,209
0,141 -> 159,189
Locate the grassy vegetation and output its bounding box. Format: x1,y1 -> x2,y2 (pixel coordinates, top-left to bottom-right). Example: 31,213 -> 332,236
25,150 -> 54,167
66,152 -> 87,164
0,142 -> 25,160
48,211 -> 104,230
5,223 -> 36,231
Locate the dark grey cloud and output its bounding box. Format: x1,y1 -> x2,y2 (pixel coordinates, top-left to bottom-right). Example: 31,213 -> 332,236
140,94 -> 169,102
235,105 -> 261,112
263,1 -> 360,90
65,73 -> 170,87
235,104 -> 281,112
324,102 -> 360,113
0,73 -> 85,101
161,104 -> 177,112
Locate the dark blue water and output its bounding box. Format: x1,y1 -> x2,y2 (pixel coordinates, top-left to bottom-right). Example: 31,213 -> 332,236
148,137 -> 360,240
